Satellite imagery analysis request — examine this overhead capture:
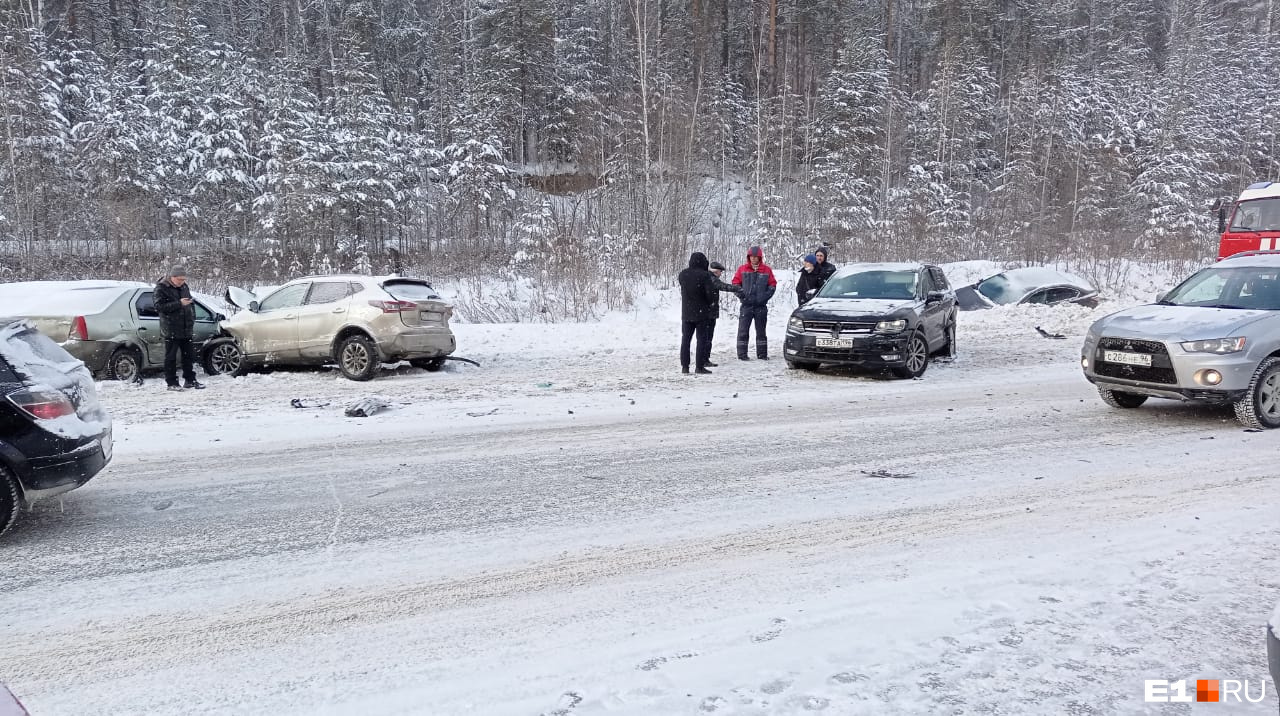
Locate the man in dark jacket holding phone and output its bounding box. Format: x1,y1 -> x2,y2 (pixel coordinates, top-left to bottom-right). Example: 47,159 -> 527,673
678,252 -> 718,374
154,266 -> 205,391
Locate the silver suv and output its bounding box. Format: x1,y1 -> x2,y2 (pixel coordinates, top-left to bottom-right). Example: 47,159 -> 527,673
210,275 -> 456,381
1082,252 -> 1280,428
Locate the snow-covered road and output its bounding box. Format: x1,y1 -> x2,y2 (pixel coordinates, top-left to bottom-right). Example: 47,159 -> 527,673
2,305 -> 1278,715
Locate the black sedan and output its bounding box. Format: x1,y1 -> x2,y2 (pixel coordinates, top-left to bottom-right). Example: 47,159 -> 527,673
0,318 -> 112,536
784,263 -> 957,378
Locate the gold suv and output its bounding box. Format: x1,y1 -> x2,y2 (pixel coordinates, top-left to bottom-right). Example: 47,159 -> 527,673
207,276 -> 456,381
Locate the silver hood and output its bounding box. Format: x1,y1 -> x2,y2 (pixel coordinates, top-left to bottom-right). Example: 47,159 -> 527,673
1092,304 -> 1275,342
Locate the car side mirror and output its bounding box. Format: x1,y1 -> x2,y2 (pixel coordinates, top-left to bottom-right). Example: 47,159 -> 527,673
926,290 -> 946,304
1154,292 -> 1167,304
248,301 -> 260,313
215,313 -> 226,321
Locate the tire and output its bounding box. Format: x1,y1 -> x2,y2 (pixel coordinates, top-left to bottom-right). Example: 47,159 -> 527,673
891,332 -> 930,379
337,334 -> 380,381
0,464 -> 20,538
106,346 -> 143,383
202,338 -> 246,377
1098,385 -> 1148,409
1233,357 -> 1280,429
786,360 -> 818,371
410,357 -> 447,372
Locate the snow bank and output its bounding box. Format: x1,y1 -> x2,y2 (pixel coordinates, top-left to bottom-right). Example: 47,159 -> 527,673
0,280 -> 147,317
0,320 -> 109,439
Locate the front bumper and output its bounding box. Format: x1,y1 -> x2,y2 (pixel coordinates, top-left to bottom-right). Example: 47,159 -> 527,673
20,428 -> 111,503
784,331 -> 909,367
1081,335 -> 1256,403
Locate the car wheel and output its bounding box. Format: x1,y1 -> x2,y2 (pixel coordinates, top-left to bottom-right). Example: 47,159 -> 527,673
1233,357 -> 1280,429
1098,385 -> 1148,409
410,357 -> 447,372
202,338 -> 246,377
0,464 -> 20,538
891,332 -> 930,379
106,346 -> 143,383
337,334 -> 380,381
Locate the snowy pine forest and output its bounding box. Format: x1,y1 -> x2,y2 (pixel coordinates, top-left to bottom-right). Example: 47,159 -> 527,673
0,0 -> 1276,315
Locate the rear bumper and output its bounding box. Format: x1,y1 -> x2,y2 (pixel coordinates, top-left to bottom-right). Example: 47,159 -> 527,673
378,328 -> 456,360
19,429 -> 111,503
59,339 -> 115,373
784,332 -> 910,367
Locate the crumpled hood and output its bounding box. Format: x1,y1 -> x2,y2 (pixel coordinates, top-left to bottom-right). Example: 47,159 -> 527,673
1092,304 -> 1275,341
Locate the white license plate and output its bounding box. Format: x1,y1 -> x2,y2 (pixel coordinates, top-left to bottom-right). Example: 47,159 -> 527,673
1102,350 -> 1152,367
817,338 -> 854,348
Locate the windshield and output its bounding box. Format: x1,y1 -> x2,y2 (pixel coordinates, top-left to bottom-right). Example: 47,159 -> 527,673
1230,198 -> 1280,232
817,270 -> 918,300
1162,267 -> 1280,310
976,274 -> 1015,304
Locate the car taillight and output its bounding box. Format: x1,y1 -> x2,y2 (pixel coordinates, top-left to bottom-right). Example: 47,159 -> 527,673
368,300 -> 417,313
69,316 -> 89,341
7,387 -> 76,421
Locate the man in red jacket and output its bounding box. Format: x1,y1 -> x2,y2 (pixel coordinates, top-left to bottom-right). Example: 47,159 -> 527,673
731,246 -> 777,360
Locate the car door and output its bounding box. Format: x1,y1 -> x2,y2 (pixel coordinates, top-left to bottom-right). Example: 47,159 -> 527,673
133,291 -> 166,366
240,283 -> 310,358
917,268 -> 946,349
296,281 -> 355,359
191,299 -> 221,348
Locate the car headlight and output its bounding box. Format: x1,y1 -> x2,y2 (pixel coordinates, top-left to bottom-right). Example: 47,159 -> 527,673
875,319 -> 907,333
788,317 -> 804,333
1180,337 -> 1246,354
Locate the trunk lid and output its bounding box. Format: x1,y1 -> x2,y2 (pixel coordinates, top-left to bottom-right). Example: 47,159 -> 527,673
381,280 -> 452,328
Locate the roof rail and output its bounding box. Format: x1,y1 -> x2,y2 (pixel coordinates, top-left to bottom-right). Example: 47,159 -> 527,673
1222,250 -> 1280,258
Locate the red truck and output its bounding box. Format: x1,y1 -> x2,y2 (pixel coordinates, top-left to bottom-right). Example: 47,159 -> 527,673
1216,182 -> 1280,259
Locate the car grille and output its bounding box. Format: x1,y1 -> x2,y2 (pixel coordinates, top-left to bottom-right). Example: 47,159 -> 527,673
1094,337 -> 1177,385
803,320 -> 875,334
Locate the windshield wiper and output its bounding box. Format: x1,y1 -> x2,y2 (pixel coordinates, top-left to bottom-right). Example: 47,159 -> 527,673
1199,303 -> 1247,310
1231,226 -> 1258,233
1156,300 -> 1177,306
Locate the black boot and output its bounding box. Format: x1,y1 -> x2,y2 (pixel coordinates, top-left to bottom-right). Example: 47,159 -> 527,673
681,366 -> 690,374
695,367 -> 712,375
705,361 -> 718,367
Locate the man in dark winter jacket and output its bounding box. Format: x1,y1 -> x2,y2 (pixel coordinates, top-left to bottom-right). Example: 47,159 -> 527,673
678,252 -> 719,374
796,253 -> 824,306
731,246 -> 777,360
154,266 -> 205,391
707,261 -> 740,366
814,246 -> 837,282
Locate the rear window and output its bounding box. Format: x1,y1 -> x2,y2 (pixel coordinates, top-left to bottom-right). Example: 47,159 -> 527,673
383,281 -> 441,301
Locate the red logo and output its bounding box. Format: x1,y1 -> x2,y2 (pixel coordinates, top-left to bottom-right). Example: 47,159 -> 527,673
1197,680 -> 1220,703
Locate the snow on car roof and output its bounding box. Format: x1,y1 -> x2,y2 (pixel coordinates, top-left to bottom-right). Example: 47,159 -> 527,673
1238,183 -> 1280,201
1218,251 -> 1280,267
987,267 -> 1095,294
830,262 -> 923,279
0,280 -> 148,317
0,319 -> 110,438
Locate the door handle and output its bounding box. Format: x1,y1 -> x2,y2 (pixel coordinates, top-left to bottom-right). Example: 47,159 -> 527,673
332,307 -> 346,314
283,315 -> 297,320
138,327 -> 147,331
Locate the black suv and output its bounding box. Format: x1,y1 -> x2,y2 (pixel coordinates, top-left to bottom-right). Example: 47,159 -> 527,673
0,319 -> 112,536
784,263 -> 958,378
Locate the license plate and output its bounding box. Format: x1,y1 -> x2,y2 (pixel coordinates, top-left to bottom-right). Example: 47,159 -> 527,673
1102,350 -> 1152,367
101,429 -> 113,460
816,338 -> 854,348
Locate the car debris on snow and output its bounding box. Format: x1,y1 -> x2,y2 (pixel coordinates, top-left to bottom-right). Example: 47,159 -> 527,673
290,398 -> 331,409
1035,326 -> 1067,339
345,397 -> 390,418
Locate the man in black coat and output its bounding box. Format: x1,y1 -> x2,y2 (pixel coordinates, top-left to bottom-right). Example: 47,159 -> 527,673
814,246 -> 837,282
796,253 -> 824,306
706,261 -> 741,366
677,252 -> 718,374
154,266 -> 205,391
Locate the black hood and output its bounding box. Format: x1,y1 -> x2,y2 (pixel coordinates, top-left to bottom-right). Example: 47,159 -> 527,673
688,252 -> 710,270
